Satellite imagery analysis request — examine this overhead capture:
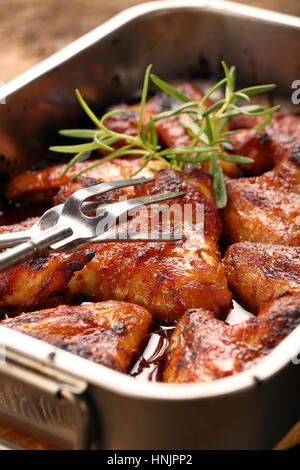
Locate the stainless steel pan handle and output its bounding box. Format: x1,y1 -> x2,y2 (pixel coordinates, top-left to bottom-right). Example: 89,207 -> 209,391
0,347 -> 99,450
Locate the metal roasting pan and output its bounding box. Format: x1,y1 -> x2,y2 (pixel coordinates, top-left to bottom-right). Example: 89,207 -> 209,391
0,0 -> 299,450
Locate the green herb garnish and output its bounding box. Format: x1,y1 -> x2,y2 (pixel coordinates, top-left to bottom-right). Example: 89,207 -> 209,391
50,62 -> 279,208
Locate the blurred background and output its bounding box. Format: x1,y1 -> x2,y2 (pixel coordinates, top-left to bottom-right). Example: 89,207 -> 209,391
0,0 -> 299,82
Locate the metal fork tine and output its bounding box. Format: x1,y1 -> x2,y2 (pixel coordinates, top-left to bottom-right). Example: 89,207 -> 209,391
100,191 -> 185,220
51,231 -> 185,251
99,191 -> 185,227
0,178 -> 153,249
93,231 -> 185,242
61,177 -> 154,215
0,177 -> 186,273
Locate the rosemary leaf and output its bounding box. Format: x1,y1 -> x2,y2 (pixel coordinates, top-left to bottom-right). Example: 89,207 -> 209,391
59,129 -> 99,139
150,74 -> 191,103
219,154 -> 254,164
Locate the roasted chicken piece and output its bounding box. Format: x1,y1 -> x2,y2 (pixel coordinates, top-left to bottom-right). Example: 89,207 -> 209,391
0,218 -> 95,312
223,242 -> 300,313
0,167 -> 232,320
222,160 -> 300,246
5,157 -> 162,203
223,112 -> 300,246
222,138 -> 300,246
230,129 -> 275,176
267,112 -> 300,144
1,301 -> 152,373
68,167 -> 232,323
164,295 -> 300,383
229,113 -> 300,175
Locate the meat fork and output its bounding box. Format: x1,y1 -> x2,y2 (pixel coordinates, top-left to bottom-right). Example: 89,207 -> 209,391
0,177 -> 185,273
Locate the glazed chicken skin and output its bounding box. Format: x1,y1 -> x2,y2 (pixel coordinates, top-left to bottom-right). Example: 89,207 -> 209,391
230,111 -> 300,143
222,156 -> 300,246
5,157 -> 162,203
1,301 -> 152,373
223,113 -> 300,246
0,248 -> 95,313
164,295 -> 300,383
229,113 -> 300,173
2,80 -> 300,383
0,217 -> 95,312
68,167 -> 232,323
223,242 -> 300,313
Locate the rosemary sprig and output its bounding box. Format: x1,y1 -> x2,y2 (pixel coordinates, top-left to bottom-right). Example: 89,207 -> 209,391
50,62 -> 279,208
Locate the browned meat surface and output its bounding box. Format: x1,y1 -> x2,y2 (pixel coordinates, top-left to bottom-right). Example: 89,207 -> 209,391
1,301 -> 151,373
222,158 -> 300,246
223,113 -> 300,247
230,129 -> 275,176
164,295 -> 300,383
134,165 -> 221,241
223,113 -> 300,246
229,113 -> 300,175
68,168 -> 232,323
0,248 -> 95,313
0,218 -> 95,312
5,157 -> 162,202
223,242 -> 300,313
0,216 -> 37,234
267,112 -> 300,144
147,83 -> 211,148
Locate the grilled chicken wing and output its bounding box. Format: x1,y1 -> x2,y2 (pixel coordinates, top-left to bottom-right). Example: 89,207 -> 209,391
164,295 -> 300,383
224,113 -> 300,246
1,301 -> 152,373
223,242 -> 300,313
0,218 -> 95,312
222,160 -> 300,246
5,157 -> 162,203
230,129 -> 275,176
68,167 -> 232,323
230,112 -> 300,174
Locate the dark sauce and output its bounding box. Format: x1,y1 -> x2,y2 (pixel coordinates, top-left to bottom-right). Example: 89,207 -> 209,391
0,198 -> 50,226
130,301 -> 254,382
130,324 -> 175,382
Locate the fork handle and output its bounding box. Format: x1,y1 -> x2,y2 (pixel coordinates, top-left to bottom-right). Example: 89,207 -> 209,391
0,232 -> 31,248
0,225 -> 72,273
